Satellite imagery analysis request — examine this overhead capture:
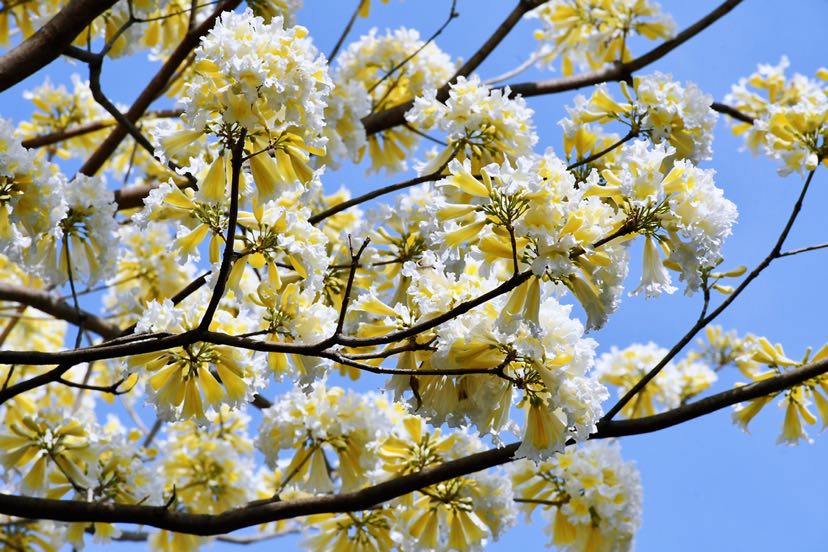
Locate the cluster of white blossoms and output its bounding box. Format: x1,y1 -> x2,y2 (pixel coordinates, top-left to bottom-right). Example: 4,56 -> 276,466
527,0 -> 676,75
422,288 -> 607,460
0,255 -> 67,356
256,383 -> 390,492
597,140 -> 738,296
406,75 -> 538,172
131,294 -> 263,422
420,153 -> 629,329
596,342 -> 717,418
512,441 -> 643,552
17,74 -> 109,159
725,57 -> 828,175
104,222 -> 198,324
254,386 -> 519,551
331,26 -> 455,172
562,72 -> 719,163
1,118 -> 117,286
154,8 -> 331,201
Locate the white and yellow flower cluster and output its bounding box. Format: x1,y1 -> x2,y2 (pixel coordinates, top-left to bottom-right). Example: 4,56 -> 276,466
332,26 -> 455,172
406,75 -> 538,172
725,57 -> 828,175
596,342 -> 717,418
512,440 -> 642,552
1,119 -> 118,286
527,0 -> 676,75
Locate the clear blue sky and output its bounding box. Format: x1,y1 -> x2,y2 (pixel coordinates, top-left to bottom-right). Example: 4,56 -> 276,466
5,0 -> 828,550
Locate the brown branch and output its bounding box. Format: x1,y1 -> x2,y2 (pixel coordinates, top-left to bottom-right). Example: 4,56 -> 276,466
361,0 -> 542,135
333,237 -> 371,337
595,356 -> 828,438
56,375 -> 131,395
366,0 -> 459,95
361,0 -> 743,136
21,110 -> 183,150
0,441 -> 521,535
327,0 -> 362,61
0,283 -> 119,340
0,352 -> 824,535
0,0 -> 118,92
777,242 -> 828,258
711,102 -> 755,124
565,129 -> 638,171
79,0 -> 241,176
308,169 -> 447,225
0,225 -> 634,369
199,130 -> 245,332
326,351 -> 518,379
508,0 -> 744,98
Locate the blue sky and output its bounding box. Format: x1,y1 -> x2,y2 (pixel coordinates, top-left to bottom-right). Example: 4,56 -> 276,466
5,0 -> 828,550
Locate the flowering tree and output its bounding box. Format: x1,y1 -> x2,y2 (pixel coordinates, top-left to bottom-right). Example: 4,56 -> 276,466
0,0 -> 825,550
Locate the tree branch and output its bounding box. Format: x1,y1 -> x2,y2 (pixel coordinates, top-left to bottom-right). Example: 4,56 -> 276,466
0,0 -> 118,91
0,352 -> 824,535
711,102 -> 755,124
361,0 -> 544,135
199,130 -> 246,332
21,109 -> 183,150
0,283 -> 119,340
362,0 -> 744,135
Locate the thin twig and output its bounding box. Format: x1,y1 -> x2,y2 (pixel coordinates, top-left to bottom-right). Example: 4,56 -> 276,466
366,0 -> 458,95
485,51 -> 543,85
328,0 -> 362,61
565,129 -> 638,170
777,242 -> 828,258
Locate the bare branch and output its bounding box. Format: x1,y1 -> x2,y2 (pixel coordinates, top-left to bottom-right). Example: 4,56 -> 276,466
565,128 -> 638,171
595,356 -> 828,438
0,0 -> 118,91
309,143 -> 461,224
0,352 -> 824,535
777,242 -> 828,258
711,102 -> 755,124
0,283 -> 119,340
327,0 -> 362,61
21,109 -> 183,150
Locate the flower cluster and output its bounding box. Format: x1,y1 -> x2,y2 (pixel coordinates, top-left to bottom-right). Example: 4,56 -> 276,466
731,337 -> 828,445
1,119 -> 118,286
596,342 -> 717,418
332,26 -> 455,172
155,9 -> 331,200
595,140 -> 737,295
130,296 -> 262,421
562,72 -> 718,162
406,75 -> 538,172
17,75 -> 109,160
725,57 -> 828,175
527,0 -> 676,75
301,416 -> 517,552
511,440 -> 642,552
104,222 -> 198,324
256,383 -> 390,492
